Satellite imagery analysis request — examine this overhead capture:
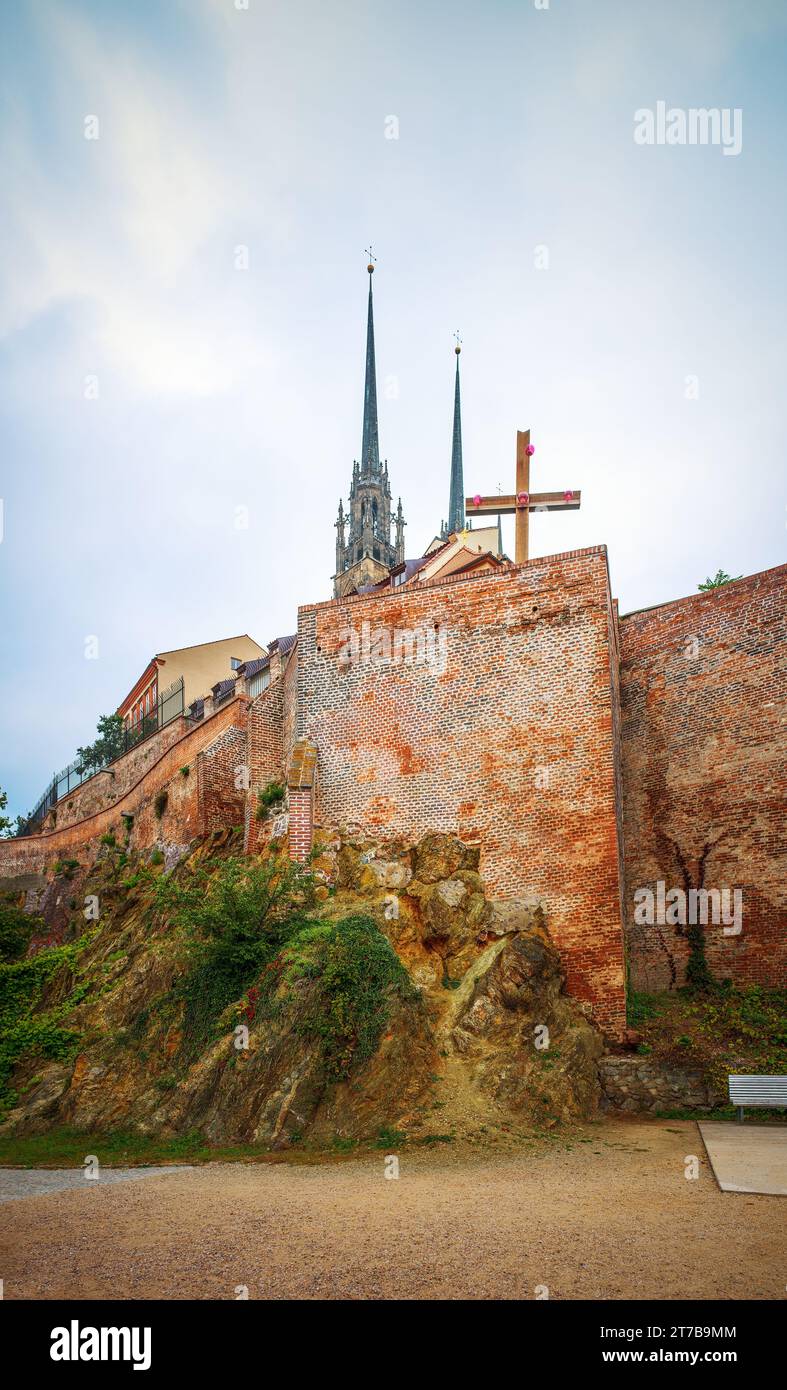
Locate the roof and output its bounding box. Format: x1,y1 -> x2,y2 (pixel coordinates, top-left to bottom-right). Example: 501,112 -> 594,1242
211,678 -> 237,702
239,657 -> 269,679
156,634 -> 262,658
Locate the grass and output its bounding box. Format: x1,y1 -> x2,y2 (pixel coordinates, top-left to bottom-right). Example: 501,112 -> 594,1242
0,1126 -> 451,1168
0,1128 -> 289,1168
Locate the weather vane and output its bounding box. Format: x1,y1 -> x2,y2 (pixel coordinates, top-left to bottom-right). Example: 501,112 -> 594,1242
454,329 -> 462,354
365,245 -> 376,271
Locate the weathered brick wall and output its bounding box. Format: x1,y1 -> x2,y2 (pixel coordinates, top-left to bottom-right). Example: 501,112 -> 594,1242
619,564 -> 787,991
298,547 -> 627,1036
197,721 -> 249,835
245,680 -> 283,854
0,699 -> 250,880
44,718 -> 188,831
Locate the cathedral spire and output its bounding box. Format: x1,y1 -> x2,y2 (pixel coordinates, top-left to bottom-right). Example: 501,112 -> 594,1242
361,252 -> 380,474
447,334 -> 464,533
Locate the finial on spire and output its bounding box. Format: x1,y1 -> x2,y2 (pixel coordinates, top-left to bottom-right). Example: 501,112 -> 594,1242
365,245 -> 376,274
454,329 -> 462,356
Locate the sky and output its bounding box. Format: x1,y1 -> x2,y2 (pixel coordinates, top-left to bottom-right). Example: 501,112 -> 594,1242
1,0 -> 785,819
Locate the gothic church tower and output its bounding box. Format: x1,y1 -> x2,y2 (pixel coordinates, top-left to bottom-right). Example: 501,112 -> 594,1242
333,260 -> 405,597
440,338 -> 465,539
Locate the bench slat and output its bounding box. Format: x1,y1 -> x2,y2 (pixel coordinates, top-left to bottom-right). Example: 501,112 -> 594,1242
728,1074 -> 787,1108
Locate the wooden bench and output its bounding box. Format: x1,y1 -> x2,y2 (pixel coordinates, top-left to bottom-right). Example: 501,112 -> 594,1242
728,1074 -> 787,1122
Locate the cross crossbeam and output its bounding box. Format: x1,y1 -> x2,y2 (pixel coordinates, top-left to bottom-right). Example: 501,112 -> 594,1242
465,429 -> 581,564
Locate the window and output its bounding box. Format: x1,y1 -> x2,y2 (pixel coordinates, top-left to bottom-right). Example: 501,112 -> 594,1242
230,657 -> 241,670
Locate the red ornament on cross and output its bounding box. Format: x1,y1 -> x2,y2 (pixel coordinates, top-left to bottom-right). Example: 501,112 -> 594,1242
464,429 -> 581,565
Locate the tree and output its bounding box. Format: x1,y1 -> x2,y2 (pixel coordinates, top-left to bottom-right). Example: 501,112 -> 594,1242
0,787 -> 13,838
698,569 -> 742,591
75,713 -> 126,775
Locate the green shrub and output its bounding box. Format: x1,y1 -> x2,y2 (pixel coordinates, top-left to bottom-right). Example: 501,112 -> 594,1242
282,913 -> 415,1081
179,765 -> 190,778
100,833 -> 116,848
53,859 -> 80,878
149,849 -> 165,867
0,901 -> 37,963
256,781 -> 285,820
154,853 -> 316,1059
0,941 -> 87,1114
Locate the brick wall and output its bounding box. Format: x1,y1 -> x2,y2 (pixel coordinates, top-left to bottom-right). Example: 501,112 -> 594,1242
619,563 -> 787,991
298,547 -> 627,1036
0,699 -> 250,880
197,721 -> 249,835
45,718 -> 188,831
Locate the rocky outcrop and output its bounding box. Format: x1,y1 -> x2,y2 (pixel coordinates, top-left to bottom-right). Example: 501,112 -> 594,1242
1,831 -> 606,1145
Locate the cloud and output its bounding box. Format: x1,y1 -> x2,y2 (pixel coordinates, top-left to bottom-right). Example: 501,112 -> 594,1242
0,0 -> 279,395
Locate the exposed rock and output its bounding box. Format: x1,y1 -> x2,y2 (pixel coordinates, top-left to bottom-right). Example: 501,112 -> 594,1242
0,831 -> 605,1144
485,897 -> 545,937
413,832 -> 479,884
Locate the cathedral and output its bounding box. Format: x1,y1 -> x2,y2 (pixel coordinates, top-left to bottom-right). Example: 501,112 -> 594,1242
332,260 -> 504,599
332,261 -> 405,598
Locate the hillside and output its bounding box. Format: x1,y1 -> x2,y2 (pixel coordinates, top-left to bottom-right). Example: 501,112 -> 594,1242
0,831 -> 604,1149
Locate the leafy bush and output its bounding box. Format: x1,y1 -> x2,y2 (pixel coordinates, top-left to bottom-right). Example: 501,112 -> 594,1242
256,781 -> 285,820
282,913 -> 415,1080
154,852 -> 316,1058
0,901 -> 37,963
100,833 -> 116,848
149,849 -> 165,866
0,941 -> 87,1114
75,713 -> 126,776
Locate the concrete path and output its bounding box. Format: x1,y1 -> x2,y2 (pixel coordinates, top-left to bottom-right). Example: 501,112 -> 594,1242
0,1166 -> 192,1204
698,1122 -> 787,1195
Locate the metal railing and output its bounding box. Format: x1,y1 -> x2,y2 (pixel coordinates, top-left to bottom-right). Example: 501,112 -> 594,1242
19,677 -> 185,836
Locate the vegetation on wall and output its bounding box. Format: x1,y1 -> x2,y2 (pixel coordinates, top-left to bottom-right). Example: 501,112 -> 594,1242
698,570 -> 742,590
256,781 -> 285,820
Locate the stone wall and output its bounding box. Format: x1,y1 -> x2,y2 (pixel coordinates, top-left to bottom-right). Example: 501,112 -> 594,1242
619,564 -> 787,992
297,547 -> 627,1037
600,1056 -> 722,1113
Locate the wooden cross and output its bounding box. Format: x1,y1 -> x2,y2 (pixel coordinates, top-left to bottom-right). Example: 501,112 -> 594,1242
466,429 -> 581,564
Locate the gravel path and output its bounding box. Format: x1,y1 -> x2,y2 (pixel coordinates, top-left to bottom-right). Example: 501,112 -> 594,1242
0,1167 -> 192,1204
0,1120 -> 783,1300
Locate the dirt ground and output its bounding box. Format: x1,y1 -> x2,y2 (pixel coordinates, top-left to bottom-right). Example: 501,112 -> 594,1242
1,1118 -> 784,1301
